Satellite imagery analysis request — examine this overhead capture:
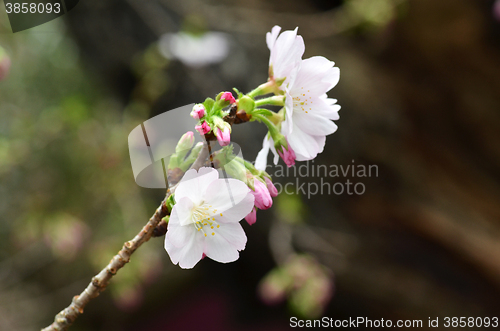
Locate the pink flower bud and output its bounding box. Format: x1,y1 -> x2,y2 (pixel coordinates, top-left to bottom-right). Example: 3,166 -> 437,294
264,177 -> 278,197
245,207 -> 257,226
252,178 -> 273,210
277,139 -> 296,167
190,104 -> 206,120
221,92 -> 236,104
195,121 -> 211,135
216,127 -> 231,146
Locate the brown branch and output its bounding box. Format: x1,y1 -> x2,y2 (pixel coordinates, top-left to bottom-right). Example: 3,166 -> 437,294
41,142 -> 213,331
41,200 -> 169,331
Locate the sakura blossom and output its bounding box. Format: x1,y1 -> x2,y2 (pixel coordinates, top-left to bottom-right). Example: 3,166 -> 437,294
282,56 -> 340,161
164,167 -> 255,269
255,26 -> 340,167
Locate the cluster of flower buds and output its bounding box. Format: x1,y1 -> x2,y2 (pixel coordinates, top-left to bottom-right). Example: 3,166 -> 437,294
191,91 -> 236,147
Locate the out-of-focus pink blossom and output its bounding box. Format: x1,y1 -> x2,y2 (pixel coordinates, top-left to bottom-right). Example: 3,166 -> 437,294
494,0 -> 500,22
0,51 -> 10,81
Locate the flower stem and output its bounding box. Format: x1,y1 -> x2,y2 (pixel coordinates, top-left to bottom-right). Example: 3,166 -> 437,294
247,81 -> 278,98
254,95 -> 285,107
252,113 -> 281,137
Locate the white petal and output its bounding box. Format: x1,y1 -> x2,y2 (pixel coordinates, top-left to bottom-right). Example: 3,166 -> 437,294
204,230 -> 240,263
269,136 -> 280,165
324,66 -> 340,90
283,90 -> 294,134
255,136 -> 270,171
213,193 -> 255,224
217,222 -> 247,251
286,124 -> 321,161
290,56 -> 338,97
196,167 -> 220,194
203,179 -> 254,222
271,29 -> 304,83
294,111 -> 338,136
165,230 -> 204,269
174,167 -> 218,205
312,96 -> 341,120
292,134 -> 326,162
266,25 -> 281,54
168,196 -> 194,228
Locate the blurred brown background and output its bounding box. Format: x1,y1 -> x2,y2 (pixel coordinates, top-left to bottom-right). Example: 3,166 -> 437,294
1,0 -> 500,330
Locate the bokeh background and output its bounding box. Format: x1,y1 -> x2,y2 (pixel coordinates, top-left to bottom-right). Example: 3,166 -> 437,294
1,0 -> 500,330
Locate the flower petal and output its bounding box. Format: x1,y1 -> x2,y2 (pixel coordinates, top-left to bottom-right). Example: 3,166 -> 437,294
293,110 -> 338,136
168,196 -> 194,228
290,56 -> 338,97
174,167 -> 219,204
310,96 -> 341,120
204,179 -> 254,223
270,28 -> 304,85
285,123 -> 321,161
217,222 -> 247,251
255,136 -> 271,171
283,90 -> 294,134
204,230 -> 240,263
266,25 -> 281,54
165,229 -> 204,269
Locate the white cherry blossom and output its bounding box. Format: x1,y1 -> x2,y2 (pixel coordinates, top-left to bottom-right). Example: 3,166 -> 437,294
282,56 -> 340,161
256,28 -> 341,168
164,167 -> 254,269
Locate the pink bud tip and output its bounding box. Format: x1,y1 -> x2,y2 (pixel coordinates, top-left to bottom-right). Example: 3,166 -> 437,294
183,131 -> 194,140
195,121 -> 211,135
264,177 -> 278,197
216,127 -> 231,146
190,104 -> 206,120
252,179 -> 273,210
245,207 -> 257,226
277,139 -> 296,167
221,92 -> 236,104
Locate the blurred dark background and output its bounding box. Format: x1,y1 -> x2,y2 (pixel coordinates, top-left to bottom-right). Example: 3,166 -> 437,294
1,0 -> 500,330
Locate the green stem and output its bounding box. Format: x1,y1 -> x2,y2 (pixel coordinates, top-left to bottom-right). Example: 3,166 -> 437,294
252,113 -> 281,137
254,95 -> 285,107
247,81 -> 277,98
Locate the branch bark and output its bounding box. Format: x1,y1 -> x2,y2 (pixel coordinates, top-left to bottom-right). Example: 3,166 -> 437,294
41,200 -> 169,331
41,142 -> 212,331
